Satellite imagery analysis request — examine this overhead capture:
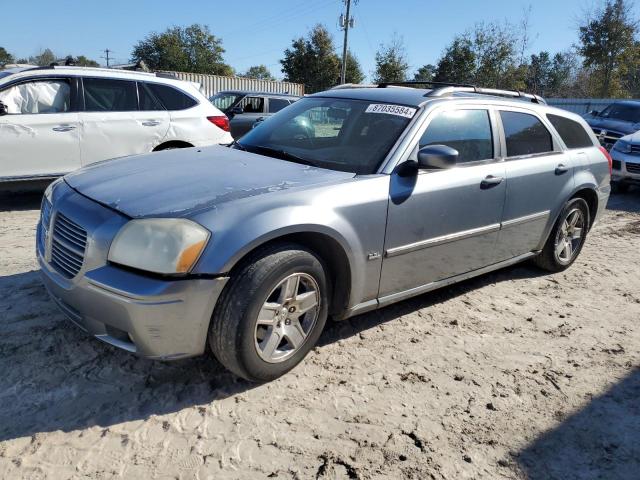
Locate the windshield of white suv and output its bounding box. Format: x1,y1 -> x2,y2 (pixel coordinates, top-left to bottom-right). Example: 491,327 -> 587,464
210,93 -> 241,111
598,103 -> 640,123
236,97 -> 416,174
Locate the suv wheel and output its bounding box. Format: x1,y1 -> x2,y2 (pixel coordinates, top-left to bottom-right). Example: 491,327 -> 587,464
208,243 -> 329,382
533,197 -> 590,272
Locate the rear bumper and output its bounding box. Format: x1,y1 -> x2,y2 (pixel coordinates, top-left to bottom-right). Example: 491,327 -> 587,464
39,253 -> 228,360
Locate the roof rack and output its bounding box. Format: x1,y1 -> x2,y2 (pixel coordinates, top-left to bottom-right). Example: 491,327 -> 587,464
376,80 -> 546,104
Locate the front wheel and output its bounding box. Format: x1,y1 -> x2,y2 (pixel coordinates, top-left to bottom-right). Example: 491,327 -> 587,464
533,197 -> 590,272
208,243 -> 329,382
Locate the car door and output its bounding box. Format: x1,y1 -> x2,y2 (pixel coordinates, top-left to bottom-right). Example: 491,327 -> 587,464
79,77 -> 169,165
229,96 -> 266,138
0,77 -> 80,179
379,106 -> 506,299
494,109 -> 575,261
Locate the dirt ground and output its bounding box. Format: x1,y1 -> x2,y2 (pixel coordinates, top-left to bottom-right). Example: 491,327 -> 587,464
0,189 -> 639,480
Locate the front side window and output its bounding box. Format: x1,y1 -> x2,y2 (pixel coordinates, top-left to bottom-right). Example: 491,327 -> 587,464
0,79 -> 70,114
147,83 -> 197,110
500,111 -> 553,157
419,109 -> 493,163
238,97 -> 414,174
210,92 -> 241,111
268,98 -> 290,113
83,78 -> 137,112
547,114 -> 593,149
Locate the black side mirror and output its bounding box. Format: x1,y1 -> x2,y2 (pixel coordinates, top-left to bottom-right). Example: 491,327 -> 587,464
417,144 -> 459,169
0,101 -> 7,116
230,106 -> 244,115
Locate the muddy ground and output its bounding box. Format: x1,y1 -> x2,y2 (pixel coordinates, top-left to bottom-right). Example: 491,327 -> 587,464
0,189 -> 639,480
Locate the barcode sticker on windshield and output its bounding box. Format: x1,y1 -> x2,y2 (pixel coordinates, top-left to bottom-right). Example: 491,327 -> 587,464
365,104 -> 416,118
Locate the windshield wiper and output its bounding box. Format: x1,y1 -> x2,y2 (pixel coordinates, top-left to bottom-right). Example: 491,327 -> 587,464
250,145 -> 319,167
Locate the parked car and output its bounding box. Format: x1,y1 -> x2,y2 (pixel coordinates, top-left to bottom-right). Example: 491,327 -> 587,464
583,100 -> 640,150
38,83 -> 611,382
610,132 -> 640,192
0,66 -> 232,182
209,90 -> 299,138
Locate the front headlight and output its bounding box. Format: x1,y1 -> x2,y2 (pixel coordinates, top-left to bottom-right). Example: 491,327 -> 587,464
44,177 -> 63,203
108,219 -> 210,274
613,140 -> 632,154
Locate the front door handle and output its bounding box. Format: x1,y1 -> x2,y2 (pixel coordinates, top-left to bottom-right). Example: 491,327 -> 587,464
480,175 -> 504,189
555,164 -> 570,175
141,120 -> 161,127
52,125 -> 76,132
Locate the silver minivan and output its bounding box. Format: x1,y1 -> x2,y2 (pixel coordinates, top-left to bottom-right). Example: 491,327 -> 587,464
38,83 -> 611,382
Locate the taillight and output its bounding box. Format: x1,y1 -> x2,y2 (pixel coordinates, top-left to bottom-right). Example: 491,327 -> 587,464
207,115 -> 229,132
598,145 -> 613,175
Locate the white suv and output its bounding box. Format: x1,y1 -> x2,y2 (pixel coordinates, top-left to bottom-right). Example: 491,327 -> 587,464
0,66 -> 233,182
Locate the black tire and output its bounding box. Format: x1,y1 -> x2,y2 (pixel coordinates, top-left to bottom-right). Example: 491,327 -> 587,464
533,197 -> 590,273
208,243 -> 330,382
611,181 -> 630,194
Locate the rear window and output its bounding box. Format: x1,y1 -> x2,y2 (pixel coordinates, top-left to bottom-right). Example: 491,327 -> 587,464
83,78 -> 138,112
546,114 -> 593,149
500,111 -> 553,157
147,83 -> 197,110
268,98 -> 290,113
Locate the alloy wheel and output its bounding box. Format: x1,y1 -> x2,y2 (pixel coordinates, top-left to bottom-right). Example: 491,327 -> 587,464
554,208 -> 585,264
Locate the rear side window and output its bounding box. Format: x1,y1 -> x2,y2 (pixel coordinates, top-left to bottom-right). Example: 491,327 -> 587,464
268,98 -> 290,113
138,82 -> 164,111
147,83 -> 197,110
0,79 -> 70,114
83,78 -> 138,112
500,111 -> 553,157
546,114 -> 593,149
419,109 -> 494,163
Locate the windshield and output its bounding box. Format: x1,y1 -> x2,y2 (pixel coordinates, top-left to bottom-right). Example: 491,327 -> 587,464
237,97 -> 415,174
598,103 -> 640,123
210,92 -> 241,111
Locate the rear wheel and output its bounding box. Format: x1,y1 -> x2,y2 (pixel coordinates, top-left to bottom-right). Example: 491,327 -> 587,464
533,197 -> 589,272
208,243 -> 329,382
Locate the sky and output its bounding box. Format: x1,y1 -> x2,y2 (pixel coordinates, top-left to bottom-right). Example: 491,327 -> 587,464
1,0 -> 612,81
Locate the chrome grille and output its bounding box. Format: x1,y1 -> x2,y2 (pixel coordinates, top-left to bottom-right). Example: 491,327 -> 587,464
38,198 -> 52,254
630,144 -> 640,154
626,162 -> 640,174
592,128 -> 623,150
51,213 -> 87,278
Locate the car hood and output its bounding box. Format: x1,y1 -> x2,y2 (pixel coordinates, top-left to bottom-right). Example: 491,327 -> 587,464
585,116 -> 638,134
64,145 -> 355,218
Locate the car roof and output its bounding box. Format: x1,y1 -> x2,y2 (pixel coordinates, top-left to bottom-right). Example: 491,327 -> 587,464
311,86 -> 431,107
0,66 -> 187,86
216,90 -> 300,98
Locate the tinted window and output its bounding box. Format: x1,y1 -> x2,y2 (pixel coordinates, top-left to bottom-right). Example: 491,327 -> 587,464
147,83 -> 197,110
83,78 -> 137,112
598,102 -> 640,123
500,111 -> 553,157
547,114 -> 593,149
268,98 -> 290,113
419,110 -> 493,163
210,92 -> 240,110
0,79 -> 70,114
138,82 -> 164,111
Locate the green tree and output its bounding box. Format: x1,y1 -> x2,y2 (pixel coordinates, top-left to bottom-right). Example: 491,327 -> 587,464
526,51 -> 553,95
433,37 -> 476,84
242,65 -> 275,81
132,24 -> 232,75
30,48 -> 56,67
280,24 -> 341,93
413,64 -> 436,82
344,50 -> 364,84
578,0 -> 637,97
373,35 -> 409,83
0,47 -> 14,67
69,55 -> 100,67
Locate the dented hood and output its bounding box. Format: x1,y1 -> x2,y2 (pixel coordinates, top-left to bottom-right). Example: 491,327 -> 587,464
64,145 -> 355,218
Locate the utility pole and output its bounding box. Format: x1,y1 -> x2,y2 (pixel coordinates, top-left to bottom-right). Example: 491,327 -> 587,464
102,49 -> 111,68
340,0 -> 355,84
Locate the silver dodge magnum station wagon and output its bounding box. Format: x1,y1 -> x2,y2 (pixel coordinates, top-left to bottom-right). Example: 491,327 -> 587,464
38,82 -> 612,382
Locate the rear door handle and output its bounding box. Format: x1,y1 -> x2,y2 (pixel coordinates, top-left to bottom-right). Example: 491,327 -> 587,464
141,120 -> 161,127
480,175 -> 504,189
52,125 -> 76,132
555,164 -> 570,175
